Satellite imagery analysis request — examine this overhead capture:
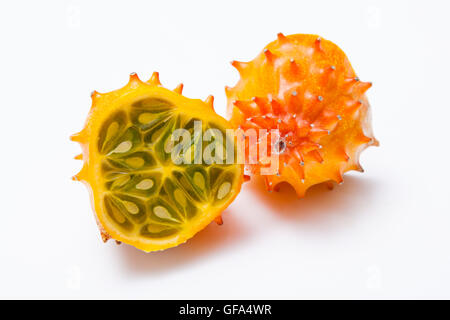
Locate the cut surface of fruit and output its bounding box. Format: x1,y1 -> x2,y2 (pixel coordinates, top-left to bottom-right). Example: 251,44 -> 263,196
72,73 -> 243,252
226,33 -> 378,197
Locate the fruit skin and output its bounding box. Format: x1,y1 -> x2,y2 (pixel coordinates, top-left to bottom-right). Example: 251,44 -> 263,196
226,33 -> 378,197
71,72 -> 244,252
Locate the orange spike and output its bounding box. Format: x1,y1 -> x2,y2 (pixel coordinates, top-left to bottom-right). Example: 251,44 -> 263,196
269,98 -> 283,115
292,148 -> 304,165
263,49 -> 275,62
295,119 -> 312,138
314,37 -> 323,51
357,133 -> 374,144
289,159 -> 305,181
333,171 -> 344,184
233,100 -> 256,116
241,122 -> 261,131
225,86 -> 232,97
174,83 -> 184,94
318,66 -> 336,84
288,89 -> 301,113
308,149 -> 324,163
231,60 -> 248,73
72,164 -> 88,181
214,215 -> 223,225
251,97 -> 269,114
337,148 -> 350,162
344,77 -> 360,89
148,72 -> 161,86
351,161 -> 365,172
289,58 -> 300,74
326,181 -> 335,190
354,81 -> 372,94
205,95 -> 214,110
313,109 -> 339,132
89,91 -> 101,110
244,174 -> 251,182
129,72 -> 140,82
346,100 -> 363,116
249,115 -> 269,128
277,32 -> 288,43
295,188 -> 306,198
74,154 -> 83,160
309,127 -> 330,141
90,90 -> 100,98
70,131 -> 85,143
299,141 -> 321,154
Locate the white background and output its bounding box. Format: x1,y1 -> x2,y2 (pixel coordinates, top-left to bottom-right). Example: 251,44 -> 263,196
1,0 -> 449,299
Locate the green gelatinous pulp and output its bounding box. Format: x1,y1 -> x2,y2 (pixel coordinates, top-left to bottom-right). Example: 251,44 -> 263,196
98,98 -> 239,239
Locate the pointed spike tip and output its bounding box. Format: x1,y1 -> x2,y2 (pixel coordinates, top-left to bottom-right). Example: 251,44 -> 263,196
314,37 -> 323,51
174,83 -> 184,94
277,32 -> 288,43
372,138 -> 380,147
70,132 -> 85,143
148,72 -> 161,85
263,49 -> 274,62
205,95 -> 214,110
128,72 -> 142,85
231,60 -> 247,71
214,215 -> 223,225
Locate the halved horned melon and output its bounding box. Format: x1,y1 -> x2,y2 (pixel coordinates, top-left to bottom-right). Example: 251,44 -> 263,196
71,73 -> 244,252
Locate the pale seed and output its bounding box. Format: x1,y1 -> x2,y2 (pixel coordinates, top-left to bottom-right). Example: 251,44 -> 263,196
217,182 -> 231,200
136,179 -> 154,190
112,140 -> 132,154
123,201 -> 139,214
153,206 -> 172,220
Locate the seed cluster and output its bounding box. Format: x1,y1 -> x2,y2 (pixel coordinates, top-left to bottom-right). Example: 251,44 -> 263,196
99,98 -> 237,238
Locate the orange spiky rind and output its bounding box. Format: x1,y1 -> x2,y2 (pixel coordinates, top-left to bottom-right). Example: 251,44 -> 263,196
72,72 -> 244,252
227,34 -> 378,197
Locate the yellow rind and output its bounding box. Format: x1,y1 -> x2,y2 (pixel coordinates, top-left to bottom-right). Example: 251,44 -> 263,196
72,73 -> 244,252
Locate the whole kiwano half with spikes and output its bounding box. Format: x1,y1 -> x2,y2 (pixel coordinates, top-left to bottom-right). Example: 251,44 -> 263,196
71,73 -> 244,252
226,33 -> 378,197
